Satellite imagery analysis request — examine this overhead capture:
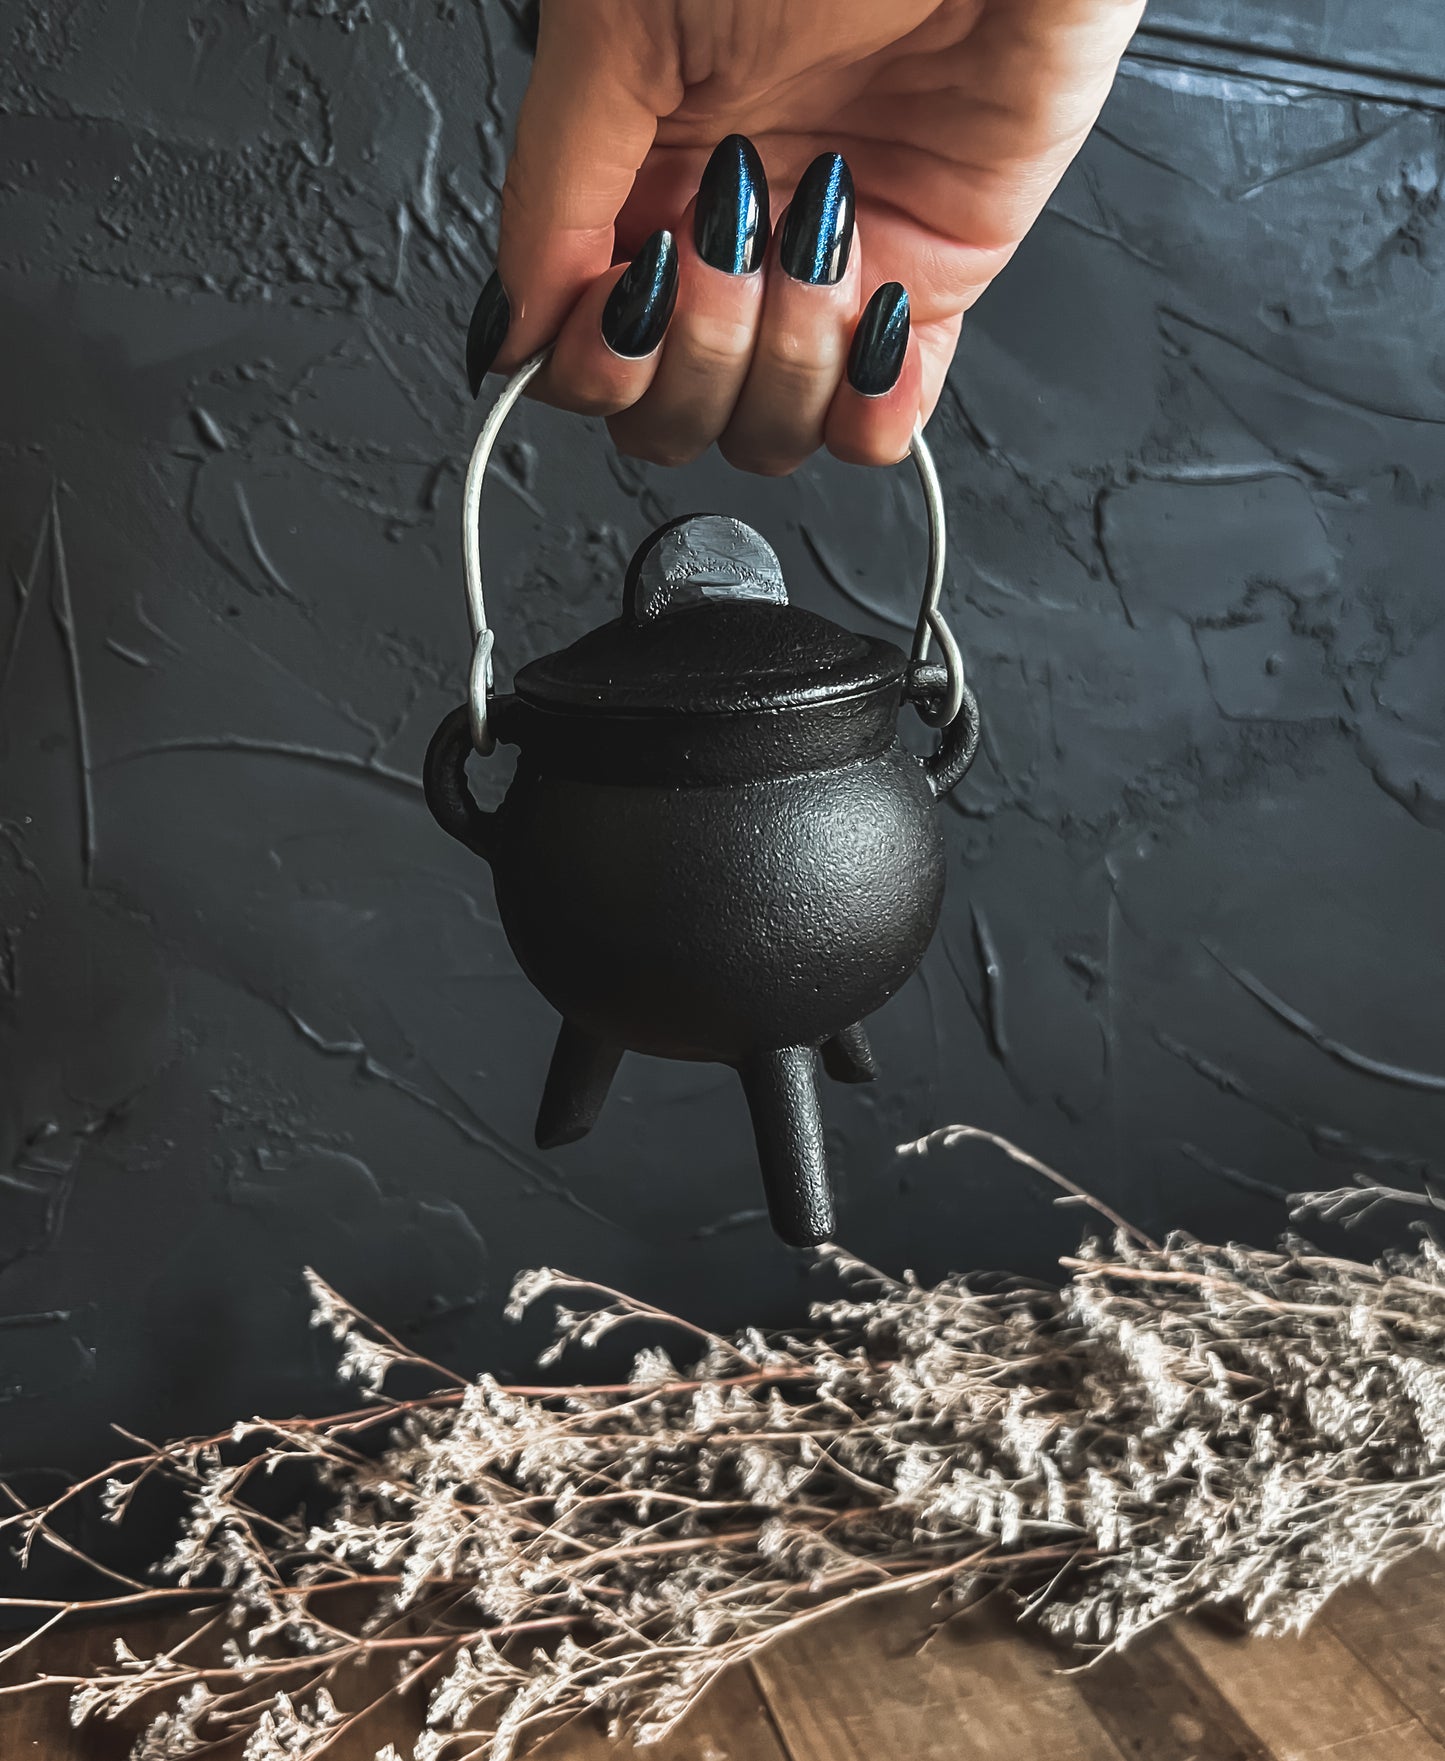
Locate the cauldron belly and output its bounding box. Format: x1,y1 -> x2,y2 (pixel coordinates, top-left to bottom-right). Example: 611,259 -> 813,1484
491,747 -> 945,1060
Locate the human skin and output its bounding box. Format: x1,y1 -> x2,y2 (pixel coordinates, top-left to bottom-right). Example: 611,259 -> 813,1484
476,0 -> 1147,472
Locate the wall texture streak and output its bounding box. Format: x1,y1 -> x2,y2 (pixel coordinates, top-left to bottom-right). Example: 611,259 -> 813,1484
2,2 -> 1443,1499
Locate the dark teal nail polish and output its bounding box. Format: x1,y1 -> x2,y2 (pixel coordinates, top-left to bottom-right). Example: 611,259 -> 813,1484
848,283 -> 909,396
601,230 -> 679,358
466,272 -> 510,397
694,134 -> 770,274
779,152 -> 854,285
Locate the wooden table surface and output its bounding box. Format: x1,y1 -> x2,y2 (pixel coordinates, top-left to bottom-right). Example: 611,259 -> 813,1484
6,1550 -> 1445,1760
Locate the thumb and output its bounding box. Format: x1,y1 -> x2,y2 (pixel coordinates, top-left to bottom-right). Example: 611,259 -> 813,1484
467,4 -> 676,393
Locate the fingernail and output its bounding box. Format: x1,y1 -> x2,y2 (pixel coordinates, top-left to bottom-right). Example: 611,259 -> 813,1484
779,151 -> 854,285
694,134 -> 770,274
848,283 -> 910,396
466,271 -> 510,397
601,229 -> 679,358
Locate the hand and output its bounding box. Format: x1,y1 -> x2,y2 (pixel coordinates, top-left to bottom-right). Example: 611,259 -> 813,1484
466,0 -> 1145,473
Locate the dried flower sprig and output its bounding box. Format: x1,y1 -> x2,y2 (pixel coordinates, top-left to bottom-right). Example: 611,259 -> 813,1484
6,1140 -> 1445,1760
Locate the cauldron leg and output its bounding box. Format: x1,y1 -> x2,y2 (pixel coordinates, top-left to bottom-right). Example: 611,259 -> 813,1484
821,1022 -> 877,1085
738,1047 -> 835,1248
535,1022 -> 623,1149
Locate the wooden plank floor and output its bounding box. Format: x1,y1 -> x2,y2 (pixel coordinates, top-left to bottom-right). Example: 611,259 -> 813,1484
5,1553 -> 1444,1760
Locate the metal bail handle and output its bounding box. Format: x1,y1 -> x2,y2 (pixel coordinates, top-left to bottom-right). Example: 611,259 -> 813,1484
460,346 -> 972,754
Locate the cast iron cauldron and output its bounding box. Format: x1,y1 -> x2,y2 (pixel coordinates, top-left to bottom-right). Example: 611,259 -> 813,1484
424,352 -> 979,1247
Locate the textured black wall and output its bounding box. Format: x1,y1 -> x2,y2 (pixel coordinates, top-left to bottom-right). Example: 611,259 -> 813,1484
3,2 -> 1444,1488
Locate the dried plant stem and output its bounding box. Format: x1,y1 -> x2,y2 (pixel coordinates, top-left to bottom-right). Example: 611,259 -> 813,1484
898,1124 -> 1160,1249
1061,1256 -> 1445,1332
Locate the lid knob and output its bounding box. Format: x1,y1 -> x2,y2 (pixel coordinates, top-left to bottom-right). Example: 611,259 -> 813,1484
623,514 -> 788,623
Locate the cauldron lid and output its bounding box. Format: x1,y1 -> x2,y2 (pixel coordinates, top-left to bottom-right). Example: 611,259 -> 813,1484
512,513 -> 906,715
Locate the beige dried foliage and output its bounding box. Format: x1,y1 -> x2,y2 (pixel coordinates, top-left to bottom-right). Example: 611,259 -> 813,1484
5,1131 -> 1445,1760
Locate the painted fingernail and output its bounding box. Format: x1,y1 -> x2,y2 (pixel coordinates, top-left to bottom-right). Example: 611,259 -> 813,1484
779,151 -> 854,285
848,283 -> 910,396
466,271 -> 510,397
694,134 -> 770,274
601,229 -> 679,358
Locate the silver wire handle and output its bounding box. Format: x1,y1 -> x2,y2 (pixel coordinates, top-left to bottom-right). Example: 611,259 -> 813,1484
461,347 -> 969,754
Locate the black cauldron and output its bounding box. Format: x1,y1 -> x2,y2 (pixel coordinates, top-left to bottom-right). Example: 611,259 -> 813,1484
423,358 -> 978,1247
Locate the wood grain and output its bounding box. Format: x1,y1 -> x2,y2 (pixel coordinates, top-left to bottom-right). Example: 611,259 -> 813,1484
1172,1601 -> 1445,1761
750,1593 -> 1127,1761
1074,1625 -> 1272,1760
1321,1549 -> 1445,1747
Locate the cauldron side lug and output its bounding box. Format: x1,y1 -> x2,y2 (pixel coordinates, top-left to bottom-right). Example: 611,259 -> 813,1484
921,681 -> 982,802
738,1047 -> 835,1248
535,1020 -> 624,1149
423,702 -> 504,864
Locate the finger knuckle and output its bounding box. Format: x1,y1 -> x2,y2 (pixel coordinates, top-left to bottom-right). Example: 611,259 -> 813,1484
557,381 -> 626,420
717,435 -> 803,478
677,313 -> 756,376
830,434 -> 909,469
758,331 -> 833,385
615,436 -> 703,469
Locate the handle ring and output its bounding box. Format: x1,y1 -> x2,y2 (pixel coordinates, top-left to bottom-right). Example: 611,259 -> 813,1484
460,347 -> 971,753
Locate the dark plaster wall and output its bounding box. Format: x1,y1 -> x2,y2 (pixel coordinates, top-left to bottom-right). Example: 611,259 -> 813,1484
3,2 -> 1444,1491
